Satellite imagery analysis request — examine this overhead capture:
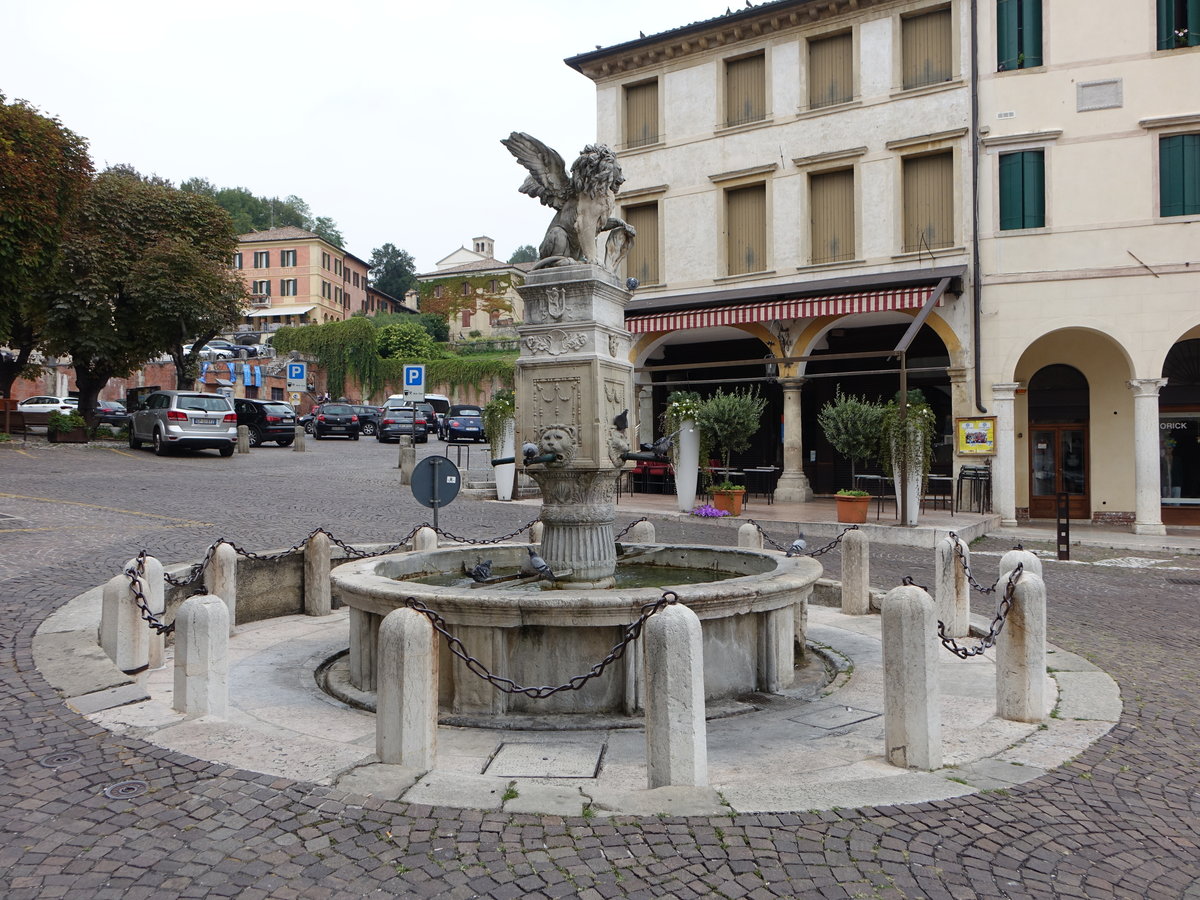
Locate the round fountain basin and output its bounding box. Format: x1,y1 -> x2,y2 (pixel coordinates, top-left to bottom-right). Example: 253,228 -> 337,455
331,544 -> 822,720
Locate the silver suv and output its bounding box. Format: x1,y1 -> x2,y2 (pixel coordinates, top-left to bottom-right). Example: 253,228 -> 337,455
128,390 -> 238,457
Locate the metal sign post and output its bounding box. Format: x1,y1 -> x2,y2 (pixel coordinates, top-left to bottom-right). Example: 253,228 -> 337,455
411,455 -> 461,532
1056,491 -> 1070,560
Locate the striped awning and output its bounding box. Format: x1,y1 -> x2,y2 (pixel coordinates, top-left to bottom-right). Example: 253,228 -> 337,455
625,285 -> 936,334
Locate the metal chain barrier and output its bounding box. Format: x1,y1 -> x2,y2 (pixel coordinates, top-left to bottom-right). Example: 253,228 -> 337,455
431,517 -> 540,546
614,517 -> 650,541
405,591 -> 680,699
746,520 -> 860,557
947,532 -> 1028,595
162,520 -> 541,588
937,563 -> 1024,659
124,551 -> 175,635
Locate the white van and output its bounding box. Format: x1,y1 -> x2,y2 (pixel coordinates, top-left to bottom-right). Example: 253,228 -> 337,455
387,392 -> 450,435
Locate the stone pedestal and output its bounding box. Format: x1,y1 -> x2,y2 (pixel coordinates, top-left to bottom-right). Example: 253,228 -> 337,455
515,266 -> 634,587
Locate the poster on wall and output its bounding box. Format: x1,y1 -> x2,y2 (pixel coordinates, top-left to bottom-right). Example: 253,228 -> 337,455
956,417 -> 997,456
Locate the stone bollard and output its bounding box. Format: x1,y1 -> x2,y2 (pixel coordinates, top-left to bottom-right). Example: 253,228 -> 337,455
841,529 -> 870,615
204,542 -> 238,634
237,425 -> 250,454
293,424 -> 305,452
397,443 -> 416,484
643,602 -> 708,788
173,593 -> 230,718
882,583 -> 941,770
737,522 -> 762,549
995,568 -> 1047,723
100,555 -> 165,673
626,520 -> 656,544
529,521 -> 544,544
412,526 -> 438,553
934,534 -> 970,639
999,548 -> 1042,579
349,608 -> 380,691
376,607 -> 438,770
304,530 -> 332,616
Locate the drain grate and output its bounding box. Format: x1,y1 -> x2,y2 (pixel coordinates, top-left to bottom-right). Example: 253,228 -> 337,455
103,779 -> 148,799
38,751 -> 82,769
1167,578 -> 1200,586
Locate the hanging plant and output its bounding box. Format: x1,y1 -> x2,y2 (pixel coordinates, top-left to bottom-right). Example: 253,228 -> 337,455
879,390 -> 936,491
482,388 -> 515,458
661,390 -> 709,462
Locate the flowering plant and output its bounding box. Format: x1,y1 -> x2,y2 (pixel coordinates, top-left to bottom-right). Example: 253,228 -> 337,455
691,503 -> 731,518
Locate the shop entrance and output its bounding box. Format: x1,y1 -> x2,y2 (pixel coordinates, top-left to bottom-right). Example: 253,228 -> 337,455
1028,365 -> 1090,519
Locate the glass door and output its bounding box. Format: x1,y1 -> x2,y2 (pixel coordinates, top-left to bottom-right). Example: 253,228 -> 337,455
1029,426 -> 1089,518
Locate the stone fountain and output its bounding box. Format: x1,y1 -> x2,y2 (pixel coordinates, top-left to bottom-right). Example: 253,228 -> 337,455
330,134 -> 822,722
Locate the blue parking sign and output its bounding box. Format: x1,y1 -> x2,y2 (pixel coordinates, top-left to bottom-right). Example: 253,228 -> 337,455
287,362 -> 306,382
404,365 -> 424,388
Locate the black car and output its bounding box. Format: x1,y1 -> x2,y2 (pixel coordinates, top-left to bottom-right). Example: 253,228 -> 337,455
444,404 -> 486,442
350,404 -> 384,437
311,403 -> 360,440
377,405 -> 429,443
93,400 -> 129,428
234,398 -> 297,447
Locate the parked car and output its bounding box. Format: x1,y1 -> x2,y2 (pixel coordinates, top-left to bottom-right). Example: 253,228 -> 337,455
92,400 -> 129,427
350,404 -> 384,437
233,398 -> 297,447
386,392 -> 450,436
17,395 -> 78,414
377,405 -> 428,444
127,390 -> 237,456
208,339 -> 258,358
183,342 -> 234,360
311,402 -> 360,440
443,404 -> 486,442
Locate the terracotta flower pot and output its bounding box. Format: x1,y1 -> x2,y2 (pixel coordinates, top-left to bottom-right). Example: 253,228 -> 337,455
835,494 -> 869,524
711,488 -> 746,516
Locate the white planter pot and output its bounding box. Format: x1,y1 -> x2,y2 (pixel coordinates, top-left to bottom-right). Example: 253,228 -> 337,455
675,419 -> 700,513
891,427 -> 923,526
495,419 -> 516,501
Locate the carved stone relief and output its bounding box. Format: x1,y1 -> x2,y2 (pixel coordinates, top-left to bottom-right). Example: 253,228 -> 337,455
530,377 -> 580,437
524,330 -> 589,356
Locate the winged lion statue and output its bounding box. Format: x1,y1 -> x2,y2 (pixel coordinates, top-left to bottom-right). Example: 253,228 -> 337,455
501,132 -> 636,273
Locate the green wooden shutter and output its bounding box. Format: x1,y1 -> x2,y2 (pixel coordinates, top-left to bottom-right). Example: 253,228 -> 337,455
1022,151 -> 1045,227
997,0 -> 1018,69
1161,136 -> 1185,216
1022,0 -> 1043,66
1189,0 -> 1200,46
999,153 -> 1022,229
1158,0 -> 1176,49
1184,134 -> 1200,214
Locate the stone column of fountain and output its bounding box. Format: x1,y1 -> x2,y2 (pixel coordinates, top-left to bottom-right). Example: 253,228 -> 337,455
515,265 -> 633,589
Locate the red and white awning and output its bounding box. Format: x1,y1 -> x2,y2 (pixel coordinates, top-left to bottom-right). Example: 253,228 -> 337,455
625,286 -> 937,334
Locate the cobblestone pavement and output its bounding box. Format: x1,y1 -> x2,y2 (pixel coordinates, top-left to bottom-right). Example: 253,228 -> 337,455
2,438 -> 1199,899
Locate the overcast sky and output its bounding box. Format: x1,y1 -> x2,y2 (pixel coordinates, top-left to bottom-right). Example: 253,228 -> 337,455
2,0 -> 733,274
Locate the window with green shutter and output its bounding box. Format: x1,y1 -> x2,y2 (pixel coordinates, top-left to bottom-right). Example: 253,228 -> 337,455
1157,0 -> 1200,50
997,0 -> 1042,70
998,150 -> 1045,230
1160,134 -> 1200,217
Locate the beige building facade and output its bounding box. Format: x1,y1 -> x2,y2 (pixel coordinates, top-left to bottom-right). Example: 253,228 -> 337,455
570,0 -> 1200,529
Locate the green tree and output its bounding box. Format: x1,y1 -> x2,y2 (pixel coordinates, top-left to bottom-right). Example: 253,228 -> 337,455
817,390 -> 884,483
44,167 -> 246,420
311,216 -> 343,247
271,316 -> 383,399
369,243 -> 417,299
416,312 -> 449,342
183,180 -> 340,240
695,388 -> 767,478
508,244 -> 538,264
0,93 -> 93,398
377,322 -> 437,359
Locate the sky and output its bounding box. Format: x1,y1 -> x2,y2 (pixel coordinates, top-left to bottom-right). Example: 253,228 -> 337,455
2,0 -> 735,274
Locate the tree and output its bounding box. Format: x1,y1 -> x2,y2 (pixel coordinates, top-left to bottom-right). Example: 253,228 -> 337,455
0,93 -> 93,398
377,322 -> 437,360
311,216 -> 343,247
695,388 -> 767,478
817,390 -> 884,483
508,244 -> 538,264
43,167 -> 246,420
369,243 -> 417,299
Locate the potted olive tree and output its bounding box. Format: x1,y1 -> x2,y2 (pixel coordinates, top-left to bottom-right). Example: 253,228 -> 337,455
817,389 -> 883,521
695,388 -> 766,516
483,388 -> 516,500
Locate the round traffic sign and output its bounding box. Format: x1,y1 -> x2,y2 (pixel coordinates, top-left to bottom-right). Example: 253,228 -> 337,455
410,456 -> 461,509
